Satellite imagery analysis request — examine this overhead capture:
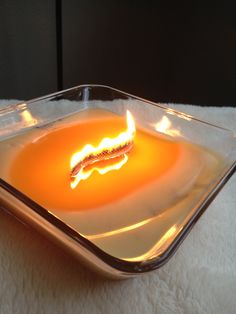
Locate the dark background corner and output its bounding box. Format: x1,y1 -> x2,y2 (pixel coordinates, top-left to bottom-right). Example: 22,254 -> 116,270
0,1 -> 235,106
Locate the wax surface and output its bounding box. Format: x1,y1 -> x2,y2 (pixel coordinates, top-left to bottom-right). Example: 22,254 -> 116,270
0,108 -> 224,260
8,112 -> 180,211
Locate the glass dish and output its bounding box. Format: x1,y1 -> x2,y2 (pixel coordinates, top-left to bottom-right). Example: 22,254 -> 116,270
0,85 -> 235,279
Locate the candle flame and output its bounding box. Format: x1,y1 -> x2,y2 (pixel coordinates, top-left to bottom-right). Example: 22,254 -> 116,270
70,110 -> 136,189
153,116 -> 181,137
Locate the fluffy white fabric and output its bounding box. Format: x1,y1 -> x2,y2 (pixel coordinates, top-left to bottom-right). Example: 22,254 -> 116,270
0,100 -> 235,314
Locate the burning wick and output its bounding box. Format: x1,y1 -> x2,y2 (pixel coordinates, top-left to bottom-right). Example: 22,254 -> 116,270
70,110 -> 136,189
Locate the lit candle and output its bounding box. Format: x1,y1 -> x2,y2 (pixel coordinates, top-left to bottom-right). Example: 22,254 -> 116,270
0,108 -> 223,260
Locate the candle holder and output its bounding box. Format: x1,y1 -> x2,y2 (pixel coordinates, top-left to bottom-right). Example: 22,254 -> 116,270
0,85 -> 235,279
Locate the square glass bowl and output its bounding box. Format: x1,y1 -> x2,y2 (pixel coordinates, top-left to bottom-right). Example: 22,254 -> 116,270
0,85 -> 235,279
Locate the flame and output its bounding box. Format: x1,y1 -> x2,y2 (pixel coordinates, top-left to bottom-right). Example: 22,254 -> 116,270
70,110 -> 136,189
153,116 -> 181,137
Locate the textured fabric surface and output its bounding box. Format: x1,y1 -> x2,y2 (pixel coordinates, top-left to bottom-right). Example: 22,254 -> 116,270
0,100 -> 235,314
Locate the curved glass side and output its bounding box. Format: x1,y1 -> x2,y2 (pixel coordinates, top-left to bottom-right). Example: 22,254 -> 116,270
0,85 -> 235,277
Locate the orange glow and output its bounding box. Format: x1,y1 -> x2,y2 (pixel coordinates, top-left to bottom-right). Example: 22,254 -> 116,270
9,110 -> 180,211
153,116 -> 181,137
70,110 -> 136,189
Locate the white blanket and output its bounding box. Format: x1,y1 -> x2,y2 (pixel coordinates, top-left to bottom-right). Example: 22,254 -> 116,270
0,100 -> 235,314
